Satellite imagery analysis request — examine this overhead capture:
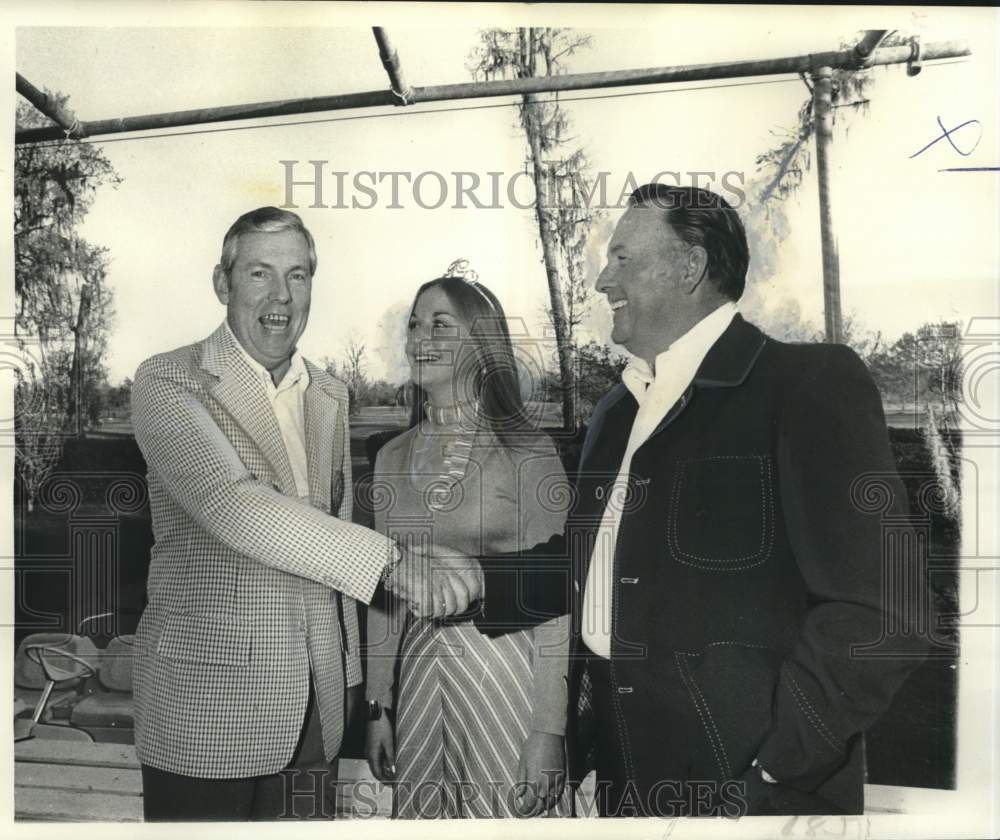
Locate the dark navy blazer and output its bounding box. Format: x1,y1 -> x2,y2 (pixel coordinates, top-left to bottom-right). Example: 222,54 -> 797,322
474,314 -> 928,815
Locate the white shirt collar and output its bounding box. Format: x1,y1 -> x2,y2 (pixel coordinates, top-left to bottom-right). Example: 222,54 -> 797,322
223,320 -> 309,394
622,301 -> 738,398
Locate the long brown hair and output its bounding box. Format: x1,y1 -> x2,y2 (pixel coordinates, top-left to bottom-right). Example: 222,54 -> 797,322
406,276 -> 533,448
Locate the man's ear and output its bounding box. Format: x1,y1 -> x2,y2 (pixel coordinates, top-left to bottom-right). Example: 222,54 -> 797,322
212,265 -> 230,305
683,245 -> 710,295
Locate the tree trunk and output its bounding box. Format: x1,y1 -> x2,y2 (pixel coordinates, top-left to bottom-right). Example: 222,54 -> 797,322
523,94 -> 576,432
67,283 -> 92,437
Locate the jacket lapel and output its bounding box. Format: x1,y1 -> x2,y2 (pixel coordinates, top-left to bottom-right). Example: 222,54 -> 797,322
643,313 -> 768,444
577,383 -> 630,477
200,323 -> 298,496
304,361 -> 340,513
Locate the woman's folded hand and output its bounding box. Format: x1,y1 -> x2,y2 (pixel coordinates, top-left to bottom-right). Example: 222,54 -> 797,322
515,731 -> 565,817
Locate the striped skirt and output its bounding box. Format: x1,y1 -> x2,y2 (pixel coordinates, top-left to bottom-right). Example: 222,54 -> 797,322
392,618 -> 572,819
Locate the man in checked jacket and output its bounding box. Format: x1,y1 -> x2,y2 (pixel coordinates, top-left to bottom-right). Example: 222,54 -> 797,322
130,207 -> 459,820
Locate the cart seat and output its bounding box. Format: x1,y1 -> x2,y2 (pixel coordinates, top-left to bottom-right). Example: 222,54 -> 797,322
70,636 -> 136,743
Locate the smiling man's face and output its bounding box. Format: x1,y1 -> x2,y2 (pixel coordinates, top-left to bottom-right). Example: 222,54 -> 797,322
596,206 -> 691,364
213,228 -> 312,384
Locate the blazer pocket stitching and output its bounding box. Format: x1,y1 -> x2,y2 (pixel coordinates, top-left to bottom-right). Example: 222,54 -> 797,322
667,455 -> 775,571
674,650 -> 732,778
782,671 -> 840,752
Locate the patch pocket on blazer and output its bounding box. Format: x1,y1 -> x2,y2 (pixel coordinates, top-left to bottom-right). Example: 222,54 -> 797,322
667,455 -> 774,571
674,641 -> 780,781
155,613 -> 251,667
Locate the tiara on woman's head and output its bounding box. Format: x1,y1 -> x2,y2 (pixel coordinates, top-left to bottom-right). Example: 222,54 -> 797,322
443,258 -> 480,285
441,258 -> 500,319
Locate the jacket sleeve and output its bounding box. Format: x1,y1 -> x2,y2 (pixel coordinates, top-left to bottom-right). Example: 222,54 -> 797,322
755,345 -> 929,790
131,355 -> 398,605
471,403 -> 619,640
473,440 -> 574,637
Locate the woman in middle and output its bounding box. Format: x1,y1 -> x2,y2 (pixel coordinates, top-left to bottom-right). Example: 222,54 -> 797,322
364,273 -> 572,819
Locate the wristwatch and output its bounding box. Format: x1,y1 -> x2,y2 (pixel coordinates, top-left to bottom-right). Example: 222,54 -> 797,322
367,700 -> 389,721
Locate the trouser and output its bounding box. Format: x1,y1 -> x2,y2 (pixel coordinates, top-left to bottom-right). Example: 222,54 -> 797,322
141,679 -> 339,821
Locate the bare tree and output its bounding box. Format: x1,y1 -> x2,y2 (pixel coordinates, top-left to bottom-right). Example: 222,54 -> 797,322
341,336 -> 368,410
469,28 -> 601,431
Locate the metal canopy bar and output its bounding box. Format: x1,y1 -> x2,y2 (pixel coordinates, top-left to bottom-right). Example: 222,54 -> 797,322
373,26 -> 412,104
15,88 -> 399,145
853,30 -> 892,65
15,39 -> 970,145
16,72 -> 84,138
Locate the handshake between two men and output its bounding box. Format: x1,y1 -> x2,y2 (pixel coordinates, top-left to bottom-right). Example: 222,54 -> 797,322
384,544 -> 486,619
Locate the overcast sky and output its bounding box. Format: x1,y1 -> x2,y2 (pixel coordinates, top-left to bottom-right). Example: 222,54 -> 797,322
12,3 -> 999,384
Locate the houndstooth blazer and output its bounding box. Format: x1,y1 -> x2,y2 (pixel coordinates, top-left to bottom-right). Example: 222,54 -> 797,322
131,321 -> 396,778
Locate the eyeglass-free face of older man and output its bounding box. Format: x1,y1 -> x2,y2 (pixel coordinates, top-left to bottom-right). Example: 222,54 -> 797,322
211,227 -> 313,385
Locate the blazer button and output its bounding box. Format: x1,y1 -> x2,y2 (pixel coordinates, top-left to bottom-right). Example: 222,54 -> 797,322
617,686 -> 634,694
620,577 -> 639,585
